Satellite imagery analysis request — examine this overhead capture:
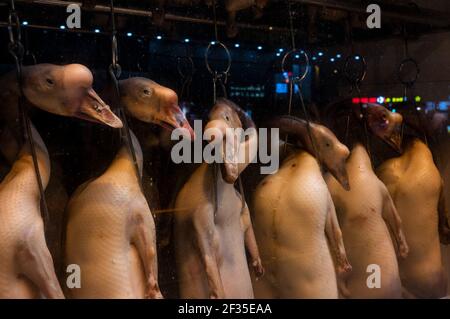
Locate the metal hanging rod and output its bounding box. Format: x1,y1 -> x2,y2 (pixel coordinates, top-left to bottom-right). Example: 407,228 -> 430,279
292,0 -> 450,27
12,0 -> 289,33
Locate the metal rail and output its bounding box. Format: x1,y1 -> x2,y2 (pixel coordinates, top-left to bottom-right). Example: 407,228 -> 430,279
12,0 -> 288,33
14,0 -> 450,30
292,0 -> 450,27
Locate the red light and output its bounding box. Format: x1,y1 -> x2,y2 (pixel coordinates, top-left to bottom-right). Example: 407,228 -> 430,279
369,97 -> 377,103
361,98 -> 369,103
352,98 -> 360,104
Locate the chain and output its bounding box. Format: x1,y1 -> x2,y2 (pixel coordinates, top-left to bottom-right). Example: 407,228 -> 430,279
8,0 -> 49,226
108,0 -> 142,188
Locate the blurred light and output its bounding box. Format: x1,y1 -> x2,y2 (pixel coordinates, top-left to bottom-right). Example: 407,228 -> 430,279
94,29 -> 100,33
377,96 -> 385,104
352,98 -> 360,104
416,107 -> 422,111
276,83 -> 288,94
312,56 -> 317,61
276,53 -> 281,57
415,96 -> 421,102
235,43 -> 240,48
295,54 -> 300,59
60,25 -> 66,30
386,97 -> 391,103
278,48 -> 284,52
438,101 -> 449,110
447,125 -> 450,134
392,108 -> 397,113
127,32 -> 133,37
318,52 -> 324,56
330,58 -> 335,62
257,46 -> 263,50
336,54 -> 342,58
361,98 -> 369,103
369,97 -> 377,103
22,21 -> 29,26
355,55 -> 361,60
184,38 -> 190,43
157,35 -> 163,40
269,26 -> 274,31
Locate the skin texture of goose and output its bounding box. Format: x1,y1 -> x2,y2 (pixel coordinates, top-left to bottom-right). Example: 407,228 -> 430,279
325,104 -> 408,299
252,116 -> 352,299
0,63 -> 119,298
65,78 -> 193,298
326,144 -> 408,299
377,138 -> 448,298
174,98 -> 262,299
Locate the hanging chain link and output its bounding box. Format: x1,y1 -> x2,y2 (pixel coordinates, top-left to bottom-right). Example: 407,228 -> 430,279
206,2 -> 242,218
283,1 -> 316,163
8,0 -> 49,226
108,0 -> 142,188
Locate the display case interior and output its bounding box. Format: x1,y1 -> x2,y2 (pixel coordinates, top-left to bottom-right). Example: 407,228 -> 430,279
0,0 -> 449,299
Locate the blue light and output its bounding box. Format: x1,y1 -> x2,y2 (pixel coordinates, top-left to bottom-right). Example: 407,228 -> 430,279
377,96 -> 385,104
60,25 -> 66,30
127,32 -> 133,37
276,53 -> 281,57
336,54 -> 342,58
22,21 -> 29,26
257,46 -> 263,50
94,29 -> 100,33
300,50 -> 305,54
235,43 -> 240,48
295,55 -> 300,59
157,35 -> 163,40
278,48 -> 284,52
276,83 -> 288,94
330,58 -> 335,62
210,41 -> 215,45
355,55 -> 361,60
438,101 -> 450,110
318,52 -> 324,56
312,56 -> 317,61
392,108 -> 397,113
184,38 -> 190,43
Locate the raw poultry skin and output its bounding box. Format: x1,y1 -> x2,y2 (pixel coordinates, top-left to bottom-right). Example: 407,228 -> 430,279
0,63 -> 121,299
377,138 -> 448,298
252,116 -> 352,298
65,132 -> 161,298
174,99 -> 262,299
64,77 -> 193,298
0,124 -> 64,298
326,143 -> 408,298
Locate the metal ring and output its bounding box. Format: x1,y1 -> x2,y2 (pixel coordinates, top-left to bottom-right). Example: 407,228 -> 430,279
398,57 -> 420,87
109,63 -> 122,79
205,41 -> 232,76
177,56 -> 195,79
343,54 -> 367,85
8,42 -> 24,60
281,49 -> 310,83
111,34 -> 119,67
8,11 -> 21,45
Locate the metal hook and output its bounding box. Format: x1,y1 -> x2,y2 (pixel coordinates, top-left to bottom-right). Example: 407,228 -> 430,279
398,57 -> 420,89
281,49 -> 310,84
343,54 -> 367,87
205,41 -> 232,76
